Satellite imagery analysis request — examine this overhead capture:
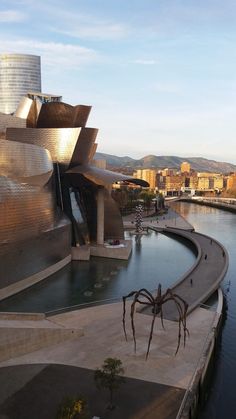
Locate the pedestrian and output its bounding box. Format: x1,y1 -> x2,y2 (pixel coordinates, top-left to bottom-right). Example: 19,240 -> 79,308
190,278 -> 193,286
204,254 -> 207,260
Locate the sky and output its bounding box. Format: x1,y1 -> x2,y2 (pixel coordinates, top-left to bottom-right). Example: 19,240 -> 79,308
1,0 -> 236,163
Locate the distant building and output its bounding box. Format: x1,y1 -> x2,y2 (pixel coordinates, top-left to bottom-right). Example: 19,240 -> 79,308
227,173 -> 236,190
0,54 -> 41,114
198,176 -> 210,190
185,174 -> 198,189
161,168 -> 177,176
213,175 -> 223,190
156,174 -> 166,192
181,161 -> 191,174
156,173 -> 184,196
196,173 -> 223,192
165,175 -> 184,195
134,169 -> 157,189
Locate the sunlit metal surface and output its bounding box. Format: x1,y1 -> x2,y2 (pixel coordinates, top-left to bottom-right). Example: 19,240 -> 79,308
69,128 -> 98,166
6,127 -> 81,167
14,97 -> 34,119
0,113 -> 26,136
14,96 -> 42,128
0,221 -> 71,288
0,139 -> 53,185
37,102 -> 91,128
0,176 -> 55,244
67,164 -> 149,187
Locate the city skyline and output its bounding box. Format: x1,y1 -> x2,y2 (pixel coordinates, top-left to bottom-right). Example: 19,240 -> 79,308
1,0 -> 236,162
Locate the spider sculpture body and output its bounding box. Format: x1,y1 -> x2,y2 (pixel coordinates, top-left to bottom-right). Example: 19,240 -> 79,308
122,284 -> 189,360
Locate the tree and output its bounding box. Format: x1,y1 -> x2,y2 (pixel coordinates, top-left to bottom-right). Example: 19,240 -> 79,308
94,358 -> 125,410
56,396 -> 89,419
139,191 -> 156,213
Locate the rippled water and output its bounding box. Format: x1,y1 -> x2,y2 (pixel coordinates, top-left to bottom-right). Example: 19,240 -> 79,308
0,229 -> 195,313
171,201 -> 236,419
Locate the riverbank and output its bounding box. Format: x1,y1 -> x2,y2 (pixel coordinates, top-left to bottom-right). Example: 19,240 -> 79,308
180,197 -> 236,214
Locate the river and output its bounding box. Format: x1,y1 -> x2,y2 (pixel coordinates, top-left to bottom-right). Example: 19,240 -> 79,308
170,201 -> 236,419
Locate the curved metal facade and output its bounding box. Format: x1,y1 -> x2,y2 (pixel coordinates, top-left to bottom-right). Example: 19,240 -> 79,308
0,138 -> 55,245
36,102 -> 91,128
0,54 -> 41,114
7,127 -> 81,168
0,139 -> 53,185
0,94 -> 148,290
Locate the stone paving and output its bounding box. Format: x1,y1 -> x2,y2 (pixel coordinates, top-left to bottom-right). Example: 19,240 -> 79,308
0,303 -> 216,418
123,208 -> 194,231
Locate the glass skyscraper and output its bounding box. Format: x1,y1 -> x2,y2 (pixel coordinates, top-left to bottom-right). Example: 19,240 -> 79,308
0,54 -> 41,114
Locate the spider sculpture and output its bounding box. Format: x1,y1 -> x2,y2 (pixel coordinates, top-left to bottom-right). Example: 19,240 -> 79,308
122,284 -> 189,360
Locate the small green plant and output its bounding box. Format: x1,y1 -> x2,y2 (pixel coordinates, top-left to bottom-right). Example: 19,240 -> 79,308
94,357 -> 125,410
55,395 -> 89,419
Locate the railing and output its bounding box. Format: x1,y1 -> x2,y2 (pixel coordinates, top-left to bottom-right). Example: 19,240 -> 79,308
45,296 -> 121,317
192,197 -> 236,206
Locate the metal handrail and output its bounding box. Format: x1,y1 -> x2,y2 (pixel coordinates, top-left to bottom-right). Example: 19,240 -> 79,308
45,296 -> 121,316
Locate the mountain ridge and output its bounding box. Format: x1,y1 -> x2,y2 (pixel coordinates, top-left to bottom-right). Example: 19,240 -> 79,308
95,152 -> 236,173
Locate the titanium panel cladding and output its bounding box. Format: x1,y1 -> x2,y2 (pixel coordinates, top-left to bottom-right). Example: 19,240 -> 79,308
0,113 -> 26,136
6,127 -> 81,168
0,176 -> 55,244
0,138 -> 55,244
0,139 -> 53,185
0,54 -> 41,114
37,102 -> 92,128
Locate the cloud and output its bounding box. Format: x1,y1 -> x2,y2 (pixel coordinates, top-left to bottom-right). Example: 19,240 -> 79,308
0,9 -> 26,22
28,3 -> 129,40
0,38 -> 99,68
132,59 -> 156,65
53,22 -> 128,41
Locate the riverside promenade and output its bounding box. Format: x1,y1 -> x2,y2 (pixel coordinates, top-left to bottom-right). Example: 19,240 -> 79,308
0,209 -> 228,419
123,208 -> 228,319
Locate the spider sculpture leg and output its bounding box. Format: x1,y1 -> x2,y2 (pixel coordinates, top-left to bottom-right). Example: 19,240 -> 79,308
145,307 -> 159,360
122,289 -> 153,354
162,291 -> 189,355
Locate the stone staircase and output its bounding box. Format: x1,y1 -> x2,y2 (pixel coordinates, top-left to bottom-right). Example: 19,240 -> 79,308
0,312 -> 83,362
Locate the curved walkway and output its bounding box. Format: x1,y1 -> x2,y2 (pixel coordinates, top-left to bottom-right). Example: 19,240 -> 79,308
146,227 -> 228,320
125,208 -> 228,320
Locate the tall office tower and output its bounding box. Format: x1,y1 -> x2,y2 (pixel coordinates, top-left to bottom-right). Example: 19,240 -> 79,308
0,54 -> 41,114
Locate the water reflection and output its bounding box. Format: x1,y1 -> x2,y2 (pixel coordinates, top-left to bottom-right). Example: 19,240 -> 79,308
0,229 -> 195,313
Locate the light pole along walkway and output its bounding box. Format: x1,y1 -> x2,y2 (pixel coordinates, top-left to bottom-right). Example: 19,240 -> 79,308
143,226 -> 229,321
